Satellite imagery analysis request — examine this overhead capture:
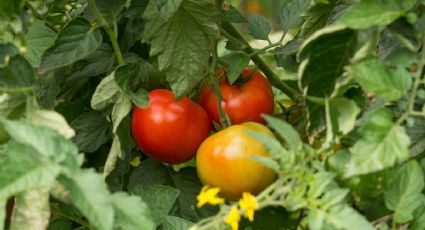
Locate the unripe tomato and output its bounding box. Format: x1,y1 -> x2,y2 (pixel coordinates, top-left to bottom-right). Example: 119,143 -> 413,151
131,89 -> 211,164
273,99 -> 303,124
199,67 -> 274,125
196,122 -> 277,200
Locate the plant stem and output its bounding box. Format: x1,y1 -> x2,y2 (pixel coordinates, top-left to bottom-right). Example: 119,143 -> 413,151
25,2 -> 59,33
221,22 -> 301,101
87,0 -> 125,66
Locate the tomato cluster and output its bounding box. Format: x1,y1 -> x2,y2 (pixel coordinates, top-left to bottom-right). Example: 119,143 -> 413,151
131,67 -> 277,199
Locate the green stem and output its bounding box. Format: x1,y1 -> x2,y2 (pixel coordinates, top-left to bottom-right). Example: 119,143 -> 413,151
407,38 -> 425,113
221,22 -> 301,101
87,0 -> 125,66
0,87 -> 34,94
25,2 -> 59,32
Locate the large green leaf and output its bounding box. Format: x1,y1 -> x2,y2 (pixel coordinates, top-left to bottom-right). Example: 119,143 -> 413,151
337,0 -> 412,29
324,205 -> 373,230
40,18 -> 102,73
57,170 -> 114,230
277,0 -> 311,31
345,109 -> 410,177
91,72 -> 120,111
350,58 -> 412,102
25,20 -> 56,67
155,0 -> 183,20
131,185 -> 180,227
2,120 -> 82,171
0,143 -> 60,200
11,189 -> 50,230
384,161 -> 424,223
162,215 -> 194,230
143,0 -> 219,97
247,14 -> 271,41
298,25 -> 356,97
27,110 -> 75,139
0,55 -> 35,89
71,112 -> 111,153
112,192 -> 155,230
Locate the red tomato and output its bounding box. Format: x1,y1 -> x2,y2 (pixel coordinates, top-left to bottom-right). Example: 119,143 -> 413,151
199,67 -> 274,125
131,89 -> 211,164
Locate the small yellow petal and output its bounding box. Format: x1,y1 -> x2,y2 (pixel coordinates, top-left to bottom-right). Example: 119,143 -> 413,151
130,156 -> 141,167
196,186 -> 224,208
225,206 -> 240,230
239,192 -> 258,222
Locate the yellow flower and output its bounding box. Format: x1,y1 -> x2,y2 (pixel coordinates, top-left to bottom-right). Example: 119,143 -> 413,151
196,185 -> 224,208
239,192 -> 258,222
225,206 -> 240,230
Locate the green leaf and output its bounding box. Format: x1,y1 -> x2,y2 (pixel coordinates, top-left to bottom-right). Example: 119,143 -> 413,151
162,215 -> 194,230
299,1 -> 338,39
40,18 -> 102,73
330,98 -> 361,135
0,93 -> 26,118
384,161 -> 424,223
47,219 -> 73,230
0,55 -> 35,89
143,0 -> 219,97
28,110 -> 75,139
247,14 -> 271,41
25,20 -> 56,67
11,189 -> 50,230
112,192 -> 155,230
104,115 -> 134,187
251,155 -> 280,172
71,112 -> 111,153
57,170 -> 114,230
298,25 -> 356,97
220,4 -> 245,23
410,195 -> 425,230
0,0 -> 22,18
307,172 -> 335,199
0,142 -> 60,200
131,185 -> 180,226
337,0 -> 405,29
2,120 -> 82,170
246,131 -> 285,158
155,0 -> 183,20
115,65 -> 149,108
65,43 -> 115,81
111,92 -> 132,133
88,0 -> 127,19
0,43 -> 19,66
351,58 -> 412,102
277,0 -> 311,31
345,109 -> 410,177
220,53 -> 250,84
91,71 -> 120,111
264,115 -> 302,152
325,205 -> 373,230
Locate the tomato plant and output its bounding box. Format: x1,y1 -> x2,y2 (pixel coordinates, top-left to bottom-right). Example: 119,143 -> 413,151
131,89 -> 211,164
196,122 -> 276,200
1,0 -> 425,230
200,67 -> 274,125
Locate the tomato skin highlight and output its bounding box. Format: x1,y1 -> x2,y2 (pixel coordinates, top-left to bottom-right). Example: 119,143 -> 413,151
131,89 -> 211,164
199,67 -> 274,125
196,122 -> 277,200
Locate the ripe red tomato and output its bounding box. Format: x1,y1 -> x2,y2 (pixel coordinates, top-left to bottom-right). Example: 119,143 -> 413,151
196,122 -> 276,200
199,67 -> 274,125
131,89 -> 211,164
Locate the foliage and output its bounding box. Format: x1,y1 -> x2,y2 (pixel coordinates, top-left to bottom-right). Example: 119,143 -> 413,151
1,0 -> 425,229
